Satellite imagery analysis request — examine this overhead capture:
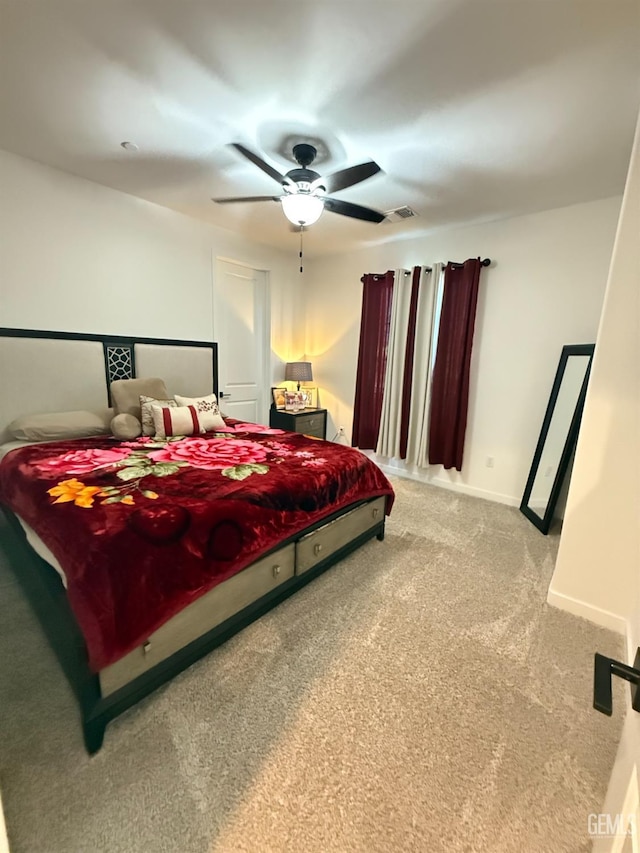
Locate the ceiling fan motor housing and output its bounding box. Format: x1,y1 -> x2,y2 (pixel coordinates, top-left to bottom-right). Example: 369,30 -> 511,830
284,167 -> 323,189
292,143 -> 317,167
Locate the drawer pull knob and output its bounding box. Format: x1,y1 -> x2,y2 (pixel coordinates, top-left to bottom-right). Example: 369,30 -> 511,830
272,565 -> 281,577
143,640 -> 152,654
372,508 -> 380,518
313,543 -> 323,556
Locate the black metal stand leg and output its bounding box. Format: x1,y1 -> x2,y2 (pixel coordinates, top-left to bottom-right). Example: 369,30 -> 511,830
83,717 -> 106,754
376,524 -> 385,542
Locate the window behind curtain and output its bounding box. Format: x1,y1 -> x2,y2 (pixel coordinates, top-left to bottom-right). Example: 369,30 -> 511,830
377,265 -> 440,464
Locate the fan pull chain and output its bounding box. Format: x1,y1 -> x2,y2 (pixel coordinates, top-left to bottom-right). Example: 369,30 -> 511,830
299,226 -> 304,274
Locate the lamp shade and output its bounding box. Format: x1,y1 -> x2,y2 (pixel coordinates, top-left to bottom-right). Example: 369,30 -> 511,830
285,361 -> 313,384
281,194 -> 324,226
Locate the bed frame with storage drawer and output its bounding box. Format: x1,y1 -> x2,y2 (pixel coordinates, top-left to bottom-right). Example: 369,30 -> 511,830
0,327 -> 388,753
2,496 -> 385,753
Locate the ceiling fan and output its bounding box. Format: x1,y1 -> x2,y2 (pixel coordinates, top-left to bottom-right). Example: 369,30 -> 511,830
212,143 -> 385,227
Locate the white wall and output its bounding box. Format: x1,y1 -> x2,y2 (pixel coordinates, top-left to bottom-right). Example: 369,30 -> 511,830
548,111 -> 640,634
0,149 -> 300,385
304,196 -> 621,504
569,109 -> 640,839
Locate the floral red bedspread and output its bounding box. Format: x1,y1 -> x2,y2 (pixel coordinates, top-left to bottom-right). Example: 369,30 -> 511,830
0,420 -> 394,670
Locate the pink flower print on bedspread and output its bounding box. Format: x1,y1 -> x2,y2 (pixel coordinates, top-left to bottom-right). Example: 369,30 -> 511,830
147,436 -> 268,470
229,423 -> 286,435
36,447 -> 131,476
262,440 -> 294,455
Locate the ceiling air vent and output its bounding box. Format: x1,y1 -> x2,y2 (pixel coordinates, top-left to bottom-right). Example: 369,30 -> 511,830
384,205 -> 418,223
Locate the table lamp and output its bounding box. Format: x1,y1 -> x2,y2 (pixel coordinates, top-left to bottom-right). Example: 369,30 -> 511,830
285,361 -> 313,391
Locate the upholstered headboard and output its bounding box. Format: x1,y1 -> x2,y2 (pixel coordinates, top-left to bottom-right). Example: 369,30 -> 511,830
0,328 -> 219,443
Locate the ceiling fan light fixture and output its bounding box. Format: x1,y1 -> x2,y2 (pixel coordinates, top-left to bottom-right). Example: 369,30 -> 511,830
281,192 -> 324,226
214,142 -> 384,227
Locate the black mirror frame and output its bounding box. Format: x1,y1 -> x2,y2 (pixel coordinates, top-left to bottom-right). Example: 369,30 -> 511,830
520,343 -> 595,534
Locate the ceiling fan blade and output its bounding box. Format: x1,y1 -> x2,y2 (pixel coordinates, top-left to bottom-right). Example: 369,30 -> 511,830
316,161 -> 381,194
230,143 -> 293,188
323,197 -> 385,223
212,195 -> 281,204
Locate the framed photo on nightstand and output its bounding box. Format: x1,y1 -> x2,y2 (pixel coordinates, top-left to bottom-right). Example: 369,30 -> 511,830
301,387 -> 317,408
284,391 -> 306,411
271,387 -> 287,409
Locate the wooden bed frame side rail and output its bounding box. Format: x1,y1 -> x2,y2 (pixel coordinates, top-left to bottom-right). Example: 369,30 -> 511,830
1,502 -> 385,754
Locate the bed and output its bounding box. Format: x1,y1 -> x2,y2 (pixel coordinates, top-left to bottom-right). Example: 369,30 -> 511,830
0,327 -> 394,753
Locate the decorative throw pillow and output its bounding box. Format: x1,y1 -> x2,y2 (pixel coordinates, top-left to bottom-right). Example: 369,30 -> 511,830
174,392 -> 217,408
174,393 -> 226,431
195,408 -> 227,432
139,395 -> 177,436
151,404 -> 203,440
110,378 -> 169,420
110,413 -> 143,440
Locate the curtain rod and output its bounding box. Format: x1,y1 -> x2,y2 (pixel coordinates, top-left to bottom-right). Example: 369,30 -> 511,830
417,258 -> 492,274
447,258 -> 491,268
388,258 -> 494,277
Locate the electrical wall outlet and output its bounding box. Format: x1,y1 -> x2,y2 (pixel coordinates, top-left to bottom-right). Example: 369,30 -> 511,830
332,426 -> 348,443
486,456 -> 494,468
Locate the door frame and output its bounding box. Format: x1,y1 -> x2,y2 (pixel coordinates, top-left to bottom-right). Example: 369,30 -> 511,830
213,255 -> 272,424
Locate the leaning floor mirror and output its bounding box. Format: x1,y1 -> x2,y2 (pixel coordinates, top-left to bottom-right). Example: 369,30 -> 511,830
520,343 -> 595,534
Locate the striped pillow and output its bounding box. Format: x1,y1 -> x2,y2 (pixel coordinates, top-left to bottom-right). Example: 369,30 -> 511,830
151,404 -> 202,439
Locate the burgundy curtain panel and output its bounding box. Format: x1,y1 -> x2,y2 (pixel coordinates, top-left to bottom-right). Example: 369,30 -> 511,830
428,258 -> 482,471
351,271 -> 394,449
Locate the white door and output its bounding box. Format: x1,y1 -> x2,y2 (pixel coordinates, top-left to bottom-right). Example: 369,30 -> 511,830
213,259 -> 270,424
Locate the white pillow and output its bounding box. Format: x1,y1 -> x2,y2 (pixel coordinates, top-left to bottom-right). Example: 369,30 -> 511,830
110,378 -> 168,419
174,393 -> 225,430
9,409 -> 114,441
110,413 -> 143,440
174,392 -> 217,407
140,395 -> 177,436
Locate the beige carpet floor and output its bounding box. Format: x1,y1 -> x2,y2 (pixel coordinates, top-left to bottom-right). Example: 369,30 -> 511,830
0,476 -> 624,853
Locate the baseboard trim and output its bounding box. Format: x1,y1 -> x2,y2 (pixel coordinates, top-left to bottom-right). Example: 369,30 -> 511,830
547,588 -> 627,635
373,460 -> 519,507
428,476 -> 519,507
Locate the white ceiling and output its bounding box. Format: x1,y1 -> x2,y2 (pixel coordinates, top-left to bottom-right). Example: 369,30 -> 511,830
0,0 -> 638,257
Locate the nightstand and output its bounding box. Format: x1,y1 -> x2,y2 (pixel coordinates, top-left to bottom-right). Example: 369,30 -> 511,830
269,407 -> 327,439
